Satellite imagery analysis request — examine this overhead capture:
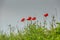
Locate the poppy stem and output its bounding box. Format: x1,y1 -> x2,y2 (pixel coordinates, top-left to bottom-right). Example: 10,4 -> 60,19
31,20 -> 32,24
44,17 -> 46,28
8,24 -> 11,35
36,20 -> 38,26
40,22 -> 41,27
51,16 -> 55,28
27,21 -> 29,27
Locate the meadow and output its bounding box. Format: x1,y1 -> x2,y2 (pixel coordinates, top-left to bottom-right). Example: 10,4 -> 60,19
0,13 -> 60,40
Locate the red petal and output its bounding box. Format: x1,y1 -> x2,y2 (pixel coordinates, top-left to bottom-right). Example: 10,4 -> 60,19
44,13 -> 48,17
27,16 -> 32,21
21,18 -> 25,22
32,17 -> 36,20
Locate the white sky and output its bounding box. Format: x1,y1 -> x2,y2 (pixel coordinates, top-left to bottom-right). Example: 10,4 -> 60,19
0,0 -> 60,33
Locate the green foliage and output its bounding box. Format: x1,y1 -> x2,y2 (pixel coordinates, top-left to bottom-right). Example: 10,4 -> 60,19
0,23 -> 60,40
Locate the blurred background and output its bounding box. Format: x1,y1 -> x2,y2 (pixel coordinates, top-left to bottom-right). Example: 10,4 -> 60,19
0,0 -> 60,34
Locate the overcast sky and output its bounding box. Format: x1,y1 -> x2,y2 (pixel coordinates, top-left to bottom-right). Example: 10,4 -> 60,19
0,0 -> 60,33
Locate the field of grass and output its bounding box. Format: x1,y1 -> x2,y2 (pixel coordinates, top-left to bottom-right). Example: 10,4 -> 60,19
0,14 -> 60,40
0,22 -> 60,40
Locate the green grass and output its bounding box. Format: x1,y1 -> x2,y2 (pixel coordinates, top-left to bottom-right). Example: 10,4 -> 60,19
0,23 -> 60,40
0,15 -> 60,40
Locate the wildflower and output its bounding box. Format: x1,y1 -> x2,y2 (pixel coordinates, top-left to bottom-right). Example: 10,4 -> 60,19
44,13 -> 48,17
21,18 -> 25,22
32,17 -> 36,20
27,16 -> 32,21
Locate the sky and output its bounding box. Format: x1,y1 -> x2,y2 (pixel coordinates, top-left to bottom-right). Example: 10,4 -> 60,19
0,0 -> 60,33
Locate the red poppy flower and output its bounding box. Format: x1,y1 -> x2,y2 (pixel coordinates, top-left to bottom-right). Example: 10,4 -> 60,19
44,13 -> 48,17
21,18 -> 25,22
27,16 -> 32,21
32,17 -> 36,20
